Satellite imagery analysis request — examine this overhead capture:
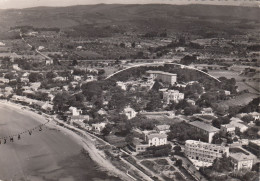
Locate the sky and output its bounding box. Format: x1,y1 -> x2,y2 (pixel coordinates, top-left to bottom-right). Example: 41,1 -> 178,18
0,0 -> 259,9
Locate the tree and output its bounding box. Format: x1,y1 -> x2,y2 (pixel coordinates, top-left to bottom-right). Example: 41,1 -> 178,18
241,115 -> 254,123
175,159 -> 183,167
72,59 -> 78,66
28,72 -> 43,82
102,124 -> 112,136
131,42 -> 136,48
53,92 -> 70,114
173,145 -> 182,155
46,71 -> 57,79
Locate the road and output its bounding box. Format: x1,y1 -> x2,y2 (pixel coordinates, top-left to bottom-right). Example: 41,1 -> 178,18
0,102 -> 121,181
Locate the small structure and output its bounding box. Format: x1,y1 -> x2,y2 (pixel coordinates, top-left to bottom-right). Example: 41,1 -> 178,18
155,124 -> 171,134
220,124 -> 236,137
230,117 -> 248,133
92,122 -> 107,133
46,59 -> 53,65
69,107 -> 82,116
201,107 -> 214,115
116,81 -> 127,91
175,47 -> 185,52
71,115 -> 90,123
0,77 -> 10,83
73,75 -> 82,81
230,153 -> 253,170
123,106 -> 137,120
187,99 -> 196,105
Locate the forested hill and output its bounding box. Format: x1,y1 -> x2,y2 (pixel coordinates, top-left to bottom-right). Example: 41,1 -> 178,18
0,4 -> 259,30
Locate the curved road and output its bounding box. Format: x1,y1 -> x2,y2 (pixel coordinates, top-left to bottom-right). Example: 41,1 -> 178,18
106,62 -> 221,82
0,102 -> 121,181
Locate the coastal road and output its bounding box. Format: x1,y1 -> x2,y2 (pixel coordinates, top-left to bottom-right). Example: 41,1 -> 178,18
0,102 -> 121,181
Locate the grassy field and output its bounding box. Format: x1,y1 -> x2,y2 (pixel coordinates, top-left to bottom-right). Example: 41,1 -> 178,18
208,70 -> 245,81
144,115 -> 183,125
220,93 -> 258,107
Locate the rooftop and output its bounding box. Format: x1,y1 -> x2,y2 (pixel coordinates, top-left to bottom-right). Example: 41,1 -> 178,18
189,121 -> 219,132
147,133 -> 167,140
230,153 -> 254,161
249,139 -> 260,146
156,124 -> 170,131
146,70 -> 177,76
186,140 -> 227,149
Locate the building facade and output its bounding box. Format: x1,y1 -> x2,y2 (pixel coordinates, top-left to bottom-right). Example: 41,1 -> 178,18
146,133 -> 167,147
162,90 -> 184,104
185,140 -> 229,163
230,153 -> 253,170
248,140 -> 260,157
189,121 -> 219,143
146,70 -> 177,85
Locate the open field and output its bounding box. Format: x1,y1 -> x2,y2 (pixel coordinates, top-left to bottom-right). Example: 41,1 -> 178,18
208,70 -> 245,81
219,93 -> 259,107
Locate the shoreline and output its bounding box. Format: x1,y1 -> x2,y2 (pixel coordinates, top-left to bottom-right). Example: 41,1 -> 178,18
0,100 -> 130,181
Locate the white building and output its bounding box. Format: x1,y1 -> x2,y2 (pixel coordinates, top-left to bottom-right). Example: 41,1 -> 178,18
116,81 -> 127,91
187,99 -> 196,105
123,106 -> 137,120
71,115 -> 90,123
46,59 -> 53,65
92,122 -> 107,133
69,107 -> 82,116
162,90 -> 184,104
230,117 -> 248,133
185,140 -> 229,164
73,76 -> 82,81
0,77 -> 9,83
189,121 -> 219,143
53,76 -> 66,82
201,107 -> 214,115
230,153 -> 253,170
146,133 -> 167,147
146,70 -> 177,85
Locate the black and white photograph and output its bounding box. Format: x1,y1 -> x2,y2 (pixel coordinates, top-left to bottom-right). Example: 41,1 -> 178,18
0,0 -> 259,180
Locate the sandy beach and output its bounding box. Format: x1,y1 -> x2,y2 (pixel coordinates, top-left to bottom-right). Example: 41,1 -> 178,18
0,101 -> 129,181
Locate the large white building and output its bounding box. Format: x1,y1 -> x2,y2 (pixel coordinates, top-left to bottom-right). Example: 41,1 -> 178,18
189,121 -> 219,143
185,140 -> 229,163
133,132 -> 168,152
123,106 -> 137,120
146,133 -> 168,147
162,89 -> 184,104
146,70 -> 177,85
230,153 -> 254,171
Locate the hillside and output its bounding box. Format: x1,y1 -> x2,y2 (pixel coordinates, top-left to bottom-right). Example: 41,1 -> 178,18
0,4 -> 259,36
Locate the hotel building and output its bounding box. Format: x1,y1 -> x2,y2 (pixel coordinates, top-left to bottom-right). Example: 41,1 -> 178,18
185,140 -> 229,163
230,153 -> 254,170
146,70 -> 177,85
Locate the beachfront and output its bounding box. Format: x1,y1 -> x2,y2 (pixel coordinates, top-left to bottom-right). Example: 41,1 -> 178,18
0,101 -> 127,181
